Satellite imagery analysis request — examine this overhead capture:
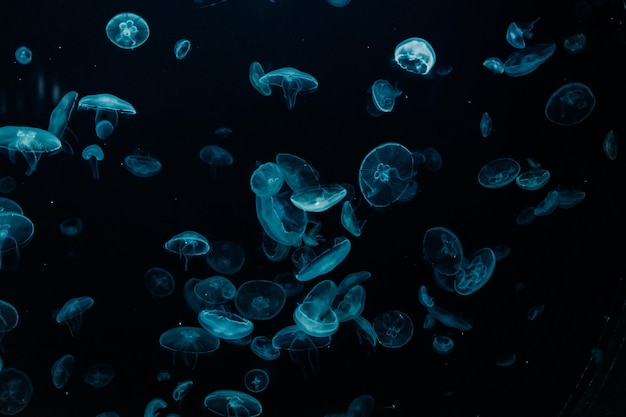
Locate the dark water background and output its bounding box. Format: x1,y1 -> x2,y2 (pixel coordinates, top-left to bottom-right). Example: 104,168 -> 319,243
1,0 -> 626,416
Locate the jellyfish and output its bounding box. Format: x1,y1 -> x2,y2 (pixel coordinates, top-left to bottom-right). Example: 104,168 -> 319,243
0,212 -> 34,271
516,168 -> 551,190
174,39 -> 191,60
372,310 -> 414,348
51,354 -> 75,389
340,200 -> 365,237
256,191 -> 307,247
94,109 -> 118,140
244,369 -> 269,393
78,93 -> 136,138
563,33 -> 587,54
422,226 -> 464,276
333,284 -> 366,322
271,325 -> 330,378
358,142 -> 415,207
327,0 -> 351,6
295,237 -> 351,282
0,126 -> 62,175
199,145 -> 233,178
234,280 -> 286,320
172,380 -> 193,405
0,198 -> 23,215
214,127 -> 233,137
455,247 -> 497,295
0,368 -> 33,415
393,37 -> 436,76
47,91 -> 79,154
55,296 -> 94,337
259,67 -> 319,109
203,390 -> 263,417
503,43 -> 556,77
194,276 -> 237,308
59,217 -> 84,237
145,398 -> 168,417
0,301 -> 18,352
144,267 -> 175,299
164,231 -> 210,271
480,112 -> 493,138
0,178 -> 16,195
432,335 -> 454,354
477,157 -> 521,189
545,82 -> 596,126
82,144 -> 104,180
249,62 -> 272,96
505,17 -> 541,49
205,240 -> 245,274
250,336 -> 281,361
124,152 -> 162,178
483,57 -> 504,74
289,184 -> 347,212
426,306 -> 473,331
197,309 -> 255,340
368,80 -> 402,116
603,130 -> 619,160
14,47 -> 32,65
83,363 -> 115,388
106,12 -> 150,49
275,153 -> 320,192
159,326 -> 220,369
250,162 -> 284,197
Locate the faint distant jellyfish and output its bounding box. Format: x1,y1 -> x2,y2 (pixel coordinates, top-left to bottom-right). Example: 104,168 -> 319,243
48,91 -> 79,154
249,61 -> 272,96
156,370 -> 171,382
205,240 -> 245,274
82,144 -> 104,180
124,153 -> 162,177
250,336 -> 281,361
426,306 -> 472,331
393,37 -> 436,76
368,80 -> 402,116
164,231 -> 210,271
145,398 -> 168,417
106,12 -> 150,49
234,280 -> 287,320
0,301 -> 18,350
0,177 -> 16,195
603,129 -> 619,160
563,33 -> 587,54
250,162 -> 284,197
478,157 -> 521,189
534,189 -> 560,216
0,212 -> 35,270
557,188 -> 586,208
527,304 -> 545,320
482,57 -> 504,74
504,43 -> 556,77
14,47 -> 32,65
199,145 -> 233,179
51,354 -> 75,389
83,363 -> 115,388
480,112 -> 493,138
244,369 -> 269,393
0,199 -> 23,215
432,335 -> 454,354
259,67 -> 319,109
172,380 -> 193,405
144,267 -> 175,299
159,326 -> 220,369
327,0 -> 351,6
422,226 -> 464,276
505,17 -> 541,49
0,126 -> 62,175
373,310 -> 414,348
94,109 -> 118,140
214,127 -> 233,137
203,390 -> 263,417
0,368 -> 33,415
275,153 -> 320,192
174,39 -> 191,60
55,296 -> 94,336
359,142 -> 415,207
545,82 -> 596,126
59,217 -> 84,237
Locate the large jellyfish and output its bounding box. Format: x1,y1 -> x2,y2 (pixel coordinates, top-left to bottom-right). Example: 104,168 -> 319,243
0,126 -> 62,175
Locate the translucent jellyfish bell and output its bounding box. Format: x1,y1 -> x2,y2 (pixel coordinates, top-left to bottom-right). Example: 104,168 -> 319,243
106,12 -> 150,49
259,67 -> 319,110
174,39 -> 191,60
55,296 -> 94,337
477,157 -> 521,189
503,43 -> 556,77
545,82 -> 596,126
81,144 -> 104,180
505,17 -> 541,49
159,326 -> 220,369
203,390 -> 262,417
422,226 -> 464,276
0,126 -> 62,176
47,91 -> 78,154
124,153 -> 162,177
393,37 -> 436,76
199,145 -> 233,179
0,212 -> 34,270
372,310 -> 414,348
14,47 -> 32,65
164,231 -> 210,271
234,280 -> 287,320
368,80 -> 402,116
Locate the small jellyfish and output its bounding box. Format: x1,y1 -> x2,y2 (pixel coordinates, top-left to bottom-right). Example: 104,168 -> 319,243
164,231 -> 210,271
82,144 -> 104,180
259,67 -> 319,109
83,363 -> 114,388
174,39 -> 191,60
563,33 -> 587,54
483,57 -> 504,74
244,369 -> 269,393
477,158 -> 521,189
480,112 -> 493,138
144,267 -> 175,299
368,80 -> 402,116
106,12 -> 150,49
503,43 -> 556,77
603,129 -> 619,160
55,296 -> 94,336
14,47 -> 32,65
393,37 -> 436,76
372,310 -> 414,348
505,17 -> 541,49
199,145 -> 233,179
124,153 -> 162,177
59,217 -> 84,237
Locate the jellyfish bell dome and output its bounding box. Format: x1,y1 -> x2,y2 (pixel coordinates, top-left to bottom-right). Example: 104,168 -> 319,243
78,94 -> 136,114
393,37 -> 436,76
0,212 -> 34,270
0,126 -> 62,176
106,12 -> 150,49
545,82 -> 596,126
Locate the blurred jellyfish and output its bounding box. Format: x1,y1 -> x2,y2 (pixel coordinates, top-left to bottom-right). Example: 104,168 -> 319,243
164,231 -> 210,271
83,363 -> 115,388
483,57 -> 504,74
563,33 -> 587,54
124,153 -> 162,177
14,47 -> 32,65
373,310 -> 414,348
244,369 -> 269,393
0,212 -> 34,270
480,112 -> 493,138
205,240 -> 245,274
505,17 -> 541,49
51,354 -> 75,389
0,368 -> 33,415
55,296 -> 94,336
199,145 -> 233,179
59,217 -> 84,237
144,267 -> 175,299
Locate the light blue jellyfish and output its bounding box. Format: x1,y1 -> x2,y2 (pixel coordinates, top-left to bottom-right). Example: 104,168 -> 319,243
250,162 -> 284,197
332,284 -> 365,322
0,368 -> 33,415
205,240 -> 245,274
368,79 -> 402,116
48,91 -> 79,154
327,0 -> 351,6
0,126 -> 62,175
164,231 -> 210,271
199,145 -> 233,178
78,93 -> 136,139
244,369 -> 270,393
505,17 -> 541,49
0,212 -> 34,271
59,217 -> 84,237
193,276 -> 237,308
533,189 -> 560,216
433,335 -> 454,354
455,247 -> 497,295
0,197 -> 22,214
172,380 -> 193,404
51,354 -> 75,389
234,280 -> 286,320
259,67 -> 319,109
422,226 -> 464,276
82,144 -> 104,180
483,57 -> 504,74
256,191 -> 307,247
203,390 -> 262,417
295,237 -> 351,282
159,326 -> 220,369
106,12 -> 150,49
603,130 -> 618,160
83,363 -> 115,388
418,285 -> 435,308
545,82 -> 596,126
293,280 -> 340,337
563,33 -> 587,54
372,310 -> 413,348
477,157 -> 521,189
480,112 -> 493,138
516,167 -> 551,191
198,309 -> 255,340
426,306 -> 473,331
174,39 -> 191,60
0,301 -> 18,351
124,153 -> 162,177
271,325 -> 328,379
55,296 -> 94,336
145,398 -> 168,417
249,62 -> 272,96
275,153 -> 320,192
289,184 -> 347,212
340,200 -> 365,237
144,267 -> 175,299
14,47 -> 32,65
250,336 -> 281,361
393,37 -> 436,75
504,43 -> 556,77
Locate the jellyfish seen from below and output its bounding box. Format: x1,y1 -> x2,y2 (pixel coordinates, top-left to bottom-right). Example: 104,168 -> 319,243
422,226 -> 464,276
198,309 -> 255,340
59,217 -> 84,237
393,37 -> 436,76
203,390 -> 262,417
249,61 -> 272,96
368,80 -> 402,116
164,231 -> 210,271
82,144 -> 104,180
55,296 -> 94,337
259,67 -> 319,109
250,162 -> 284,197
483,57 -> 504,74
545,82 -> 596,126
124,153 -> 162,177
48,91 -> 78,154
235,280 -> 286,321
603,129 -> 619,160
0,368 -> 33,415
106,12 -> 150,49
159,326 -> 220,369
144,267 -> 175,299
505,17 -> 541,49
194,276 -> 237,308
359,142 -> 415,207
563,33 -> 587,54
503,43 -> 556,77
83,363 -> 115,388
0,212 -> 34,271
174,39 -> 191,60
51,354 -> 75,389
199,145 -> 233,178
373,310 -> 414,348
14,47 -> 32,65
478,157 -> 521,189
0,126 -> 62,175
172,380 -> 193,405
244,369 -> 269,393
205,240 -> 245,274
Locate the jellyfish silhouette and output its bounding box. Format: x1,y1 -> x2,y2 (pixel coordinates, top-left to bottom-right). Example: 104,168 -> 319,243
78,93 -> 136,139
358,142 -> 415,207
124,153 -> 162,178
0,212 -> 34,270
393,37 -> 436,76
14,47 -> 32,65
0,368 -> 33,415
55,296 -> 94,337
199,145 -> 233,179
0,126 -> 62,175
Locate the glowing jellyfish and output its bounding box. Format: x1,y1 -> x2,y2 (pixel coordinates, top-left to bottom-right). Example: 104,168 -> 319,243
159,326 -> 220,369
0,126 -> 62,175
145,398 -> 167,417
244,369 -> 270,393
289,184 -> 347,212
422,226 -> 464,276
483,57 -> 504,74
14,47 -> 32,65
534,189 -> 560,216
503,43 -> 556,77
373,310 -> 414,348
194,276 -> 237,308
59,217 -> 84,237
106,12 -> 150,49
197,309 -> 254,340
124,154 -> 162,177
0,198 -> 22,214
250,162 -> 284,197
81,144 -> 104,180
172,380 -> 193,404
603,129 -> 618,160
199,145 -> 233,178
256,191 -> 307,247
433,335 -> 454,354
144,267 -> 175,299
259,67 -> 319,109
563,33 -> 587,54
293,280 -> 340,337
83,363 -> 115,388
340,201 -> 365,237
275,153 -> 320,192
455,247 -> 497,295
0,368 -> 33,415
174,39 -> 191,60
478,157 -> 521,189
295,237 -> 351,282
203,390 -> 262,417
480,112 -> 493,138
545,82 -> 596,126
48,91 -> 78,154
426,306 -> 472,331
505,17 -> 541,49
333,284 -> 365,322
516,168 -> 551,190
249,62 -> 272,96
393,37 -> 436,76
0,301 -> 18,351
0,212 -> 34,270
327,0 -> 351,6
51,354 -> 75,389
250,336 -> 281,361
358,142 -> 415,207
78,93 -> 136,114
368,79 -> 402,115
205,240 -> 245,274
55,296 -> 94,336
234,280 -> 286,320
164,231 -> 210,271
